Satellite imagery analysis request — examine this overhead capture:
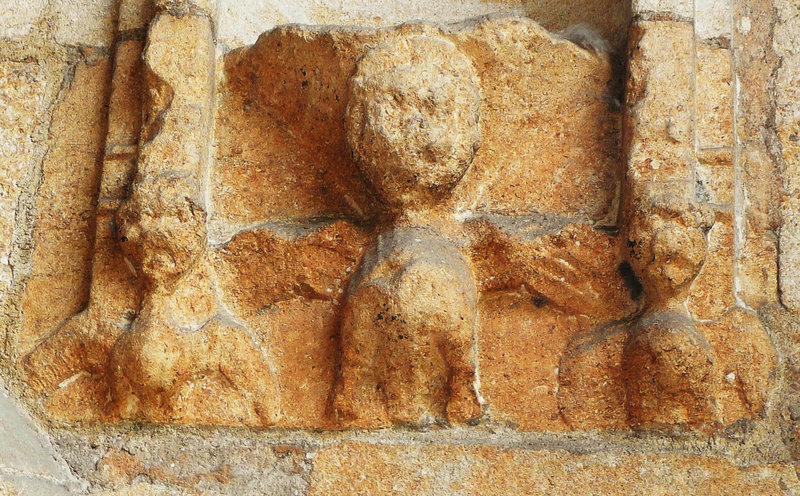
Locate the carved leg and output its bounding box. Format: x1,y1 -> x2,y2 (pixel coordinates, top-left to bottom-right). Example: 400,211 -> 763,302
622,311 -> 716,426
335,231 -> 481,426
332,286 -> 384,425
441,326 -> 481,424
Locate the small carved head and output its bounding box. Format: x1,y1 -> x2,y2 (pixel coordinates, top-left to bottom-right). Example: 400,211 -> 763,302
345,33 -> 481,211
116,178 -> 206,286
626,194 -> 713,304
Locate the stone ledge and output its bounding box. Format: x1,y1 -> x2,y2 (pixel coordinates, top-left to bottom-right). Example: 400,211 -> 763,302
309,442 -> 800,496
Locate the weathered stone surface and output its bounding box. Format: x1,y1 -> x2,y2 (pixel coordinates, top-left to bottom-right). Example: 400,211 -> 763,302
0,59 -> 52,299
478,290 -> 587,431
52,0 -> 117,47
0,0 -> 48,40
118,0 -> 156,32
623,312 -> 717,426
16,53 -> 110,357
696,0 -> 732,40
61,432 -> 309,496
687,216 -> 735,321
632,0 -> 693,18
696,44 -> 733,148
1,3 -> 796,494
625,21 -> 694,185
226,18 -> 620,225
738,214 -> 779,309
696,147 -> 734,205
558,323 -> 628,429
0,379 -> 85,495
309,442 -> 800,495
700,308 -> 777,423
775,0 -> 800,312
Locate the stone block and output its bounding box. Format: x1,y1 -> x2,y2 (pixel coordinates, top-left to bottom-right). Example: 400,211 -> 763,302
52,0 -> 117,47
0,59 -> 52,297
17,55 -> 110,357
696,0 -> 733,40
0,379 -> 84,494
696,148 -> 734,205
632,0 -> 693,18
308,442 -> 800,495
478,291 -> 586,431
625,21 -> 695,185
0,0 -> 48,40
696,44 -> 734,148
737,215 -> 779,309
687,216 -> 735,321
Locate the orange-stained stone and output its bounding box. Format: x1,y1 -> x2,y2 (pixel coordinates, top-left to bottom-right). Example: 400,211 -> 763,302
17,54 -> 111,357
687,216 -> 735,321
558,323 -> 628,429
695,148 -> 734,206
478,290 -> 587,431
696,44 -> 734,148
700,308 -> 778,423
308,442 -> 800,495
625,21 -> 694,184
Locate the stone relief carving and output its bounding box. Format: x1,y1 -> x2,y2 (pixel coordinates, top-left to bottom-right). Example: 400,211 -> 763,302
19,8 -> 777,431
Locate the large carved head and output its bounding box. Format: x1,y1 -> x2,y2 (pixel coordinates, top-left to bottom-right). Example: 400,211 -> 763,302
345,34 -> 481,211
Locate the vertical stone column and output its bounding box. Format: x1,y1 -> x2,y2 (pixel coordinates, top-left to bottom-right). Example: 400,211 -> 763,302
622,0 -> 777,427
774,0 -> 800,311
116,1 -> 216,281
18,0 -> 156,407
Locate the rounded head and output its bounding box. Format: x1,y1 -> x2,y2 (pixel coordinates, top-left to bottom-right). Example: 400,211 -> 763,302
626,197 -> 711,303
116,181 -> 205,285
345,34 -> 481,209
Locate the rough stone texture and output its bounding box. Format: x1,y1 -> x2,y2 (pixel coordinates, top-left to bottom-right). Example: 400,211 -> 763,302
632,0 -> 693,18
696,44 -> 733,149
216,0 -> 629,53
0,0 -> 49,41
1,0 -> 799,493
309,442 -> 800,495
0,60 -> 51,300
16,53 -> 110,358
776,0 -> 800,312
52,0 -> 117,47
695,0 -> 732,40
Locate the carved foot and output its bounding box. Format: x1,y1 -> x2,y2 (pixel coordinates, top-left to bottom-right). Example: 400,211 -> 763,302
446,370 -> 482,424
622,311 -> 717,426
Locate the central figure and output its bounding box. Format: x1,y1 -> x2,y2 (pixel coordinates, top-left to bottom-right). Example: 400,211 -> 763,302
332,33 -> 484,426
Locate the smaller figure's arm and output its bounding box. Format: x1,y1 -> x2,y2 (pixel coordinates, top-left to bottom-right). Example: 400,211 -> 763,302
467,219 -> 639,321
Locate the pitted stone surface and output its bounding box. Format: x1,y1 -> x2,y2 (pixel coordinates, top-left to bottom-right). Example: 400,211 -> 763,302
0,0 -> 798,493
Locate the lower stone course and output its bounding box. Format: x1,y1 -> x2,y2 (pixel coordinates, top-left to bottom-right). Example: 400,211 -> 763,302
308,442 -> 800,495
76,435 -> 800,496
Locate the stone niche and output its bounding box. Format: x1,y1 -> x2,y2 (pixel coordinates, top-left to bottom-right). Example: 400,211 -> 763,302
18,0 -> 778,435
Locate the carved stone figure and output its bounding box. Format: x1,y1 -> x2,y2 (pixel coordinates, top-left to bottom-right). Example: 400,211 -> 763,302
16,11 -> 777,432
332,35 -> 483,425
332,32 -> 636,426
622,195 -> 718,425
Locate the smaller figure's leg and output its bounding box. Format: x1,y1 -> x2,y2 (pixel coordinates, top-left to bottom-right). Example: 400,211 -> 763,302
378,315 -> 444,425
207,320 -> 281,425
622,311 -> 716,426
